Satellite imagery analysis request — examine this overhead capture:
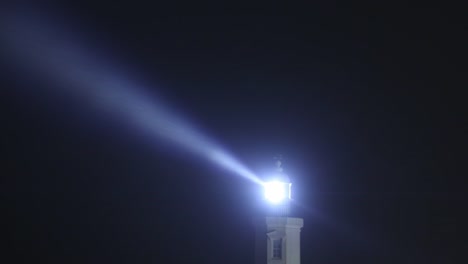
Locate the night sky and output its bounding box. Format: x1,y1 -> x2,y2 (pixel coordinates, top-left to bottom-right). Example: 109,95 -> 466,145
2,1 -> 466,263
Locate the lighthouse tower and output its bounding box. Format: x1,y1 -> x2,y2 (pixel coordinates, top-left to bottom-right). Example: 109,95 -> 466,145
256,159 -> 304,264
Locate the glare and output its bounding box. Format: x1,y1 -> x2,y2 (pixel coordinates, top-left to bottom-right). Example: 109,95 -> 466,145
264,181 -> 288,204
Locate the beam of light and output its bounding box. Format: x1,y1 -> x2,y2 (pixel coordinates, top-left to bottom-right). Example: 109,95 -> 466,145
0,11 -> 263,185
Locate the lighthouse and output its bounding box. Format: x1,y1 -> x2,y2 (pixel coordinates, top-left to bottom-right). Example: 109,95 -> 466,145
256,159 -> 304,264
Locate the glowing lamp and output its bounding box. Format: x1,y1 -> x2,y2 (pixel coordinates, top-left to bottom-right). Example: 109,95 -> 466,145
264,180 -> 291,204
263,157 -> 292,218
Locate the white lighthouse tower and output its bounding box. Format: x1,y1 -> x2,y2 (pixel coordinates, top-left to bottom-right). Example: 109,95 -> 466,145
257,159 -> 304,264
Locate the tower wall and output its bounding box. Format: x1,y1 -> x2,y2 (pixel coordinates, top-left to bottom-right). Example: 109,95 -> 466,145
265,217 -> 303,264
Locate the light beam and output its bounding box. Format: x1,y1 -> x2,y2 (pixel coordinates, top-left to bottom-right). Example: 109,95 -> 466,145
0,11 -> 263,185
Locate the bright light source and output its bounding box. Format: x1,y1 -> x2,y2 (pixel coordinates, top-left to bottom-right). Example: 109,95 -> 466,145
264,181 -> 289,204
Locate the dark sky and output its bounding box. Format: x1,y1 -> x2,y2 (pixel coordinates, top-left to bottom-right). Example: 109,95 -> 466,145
2,1 -> 466,263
